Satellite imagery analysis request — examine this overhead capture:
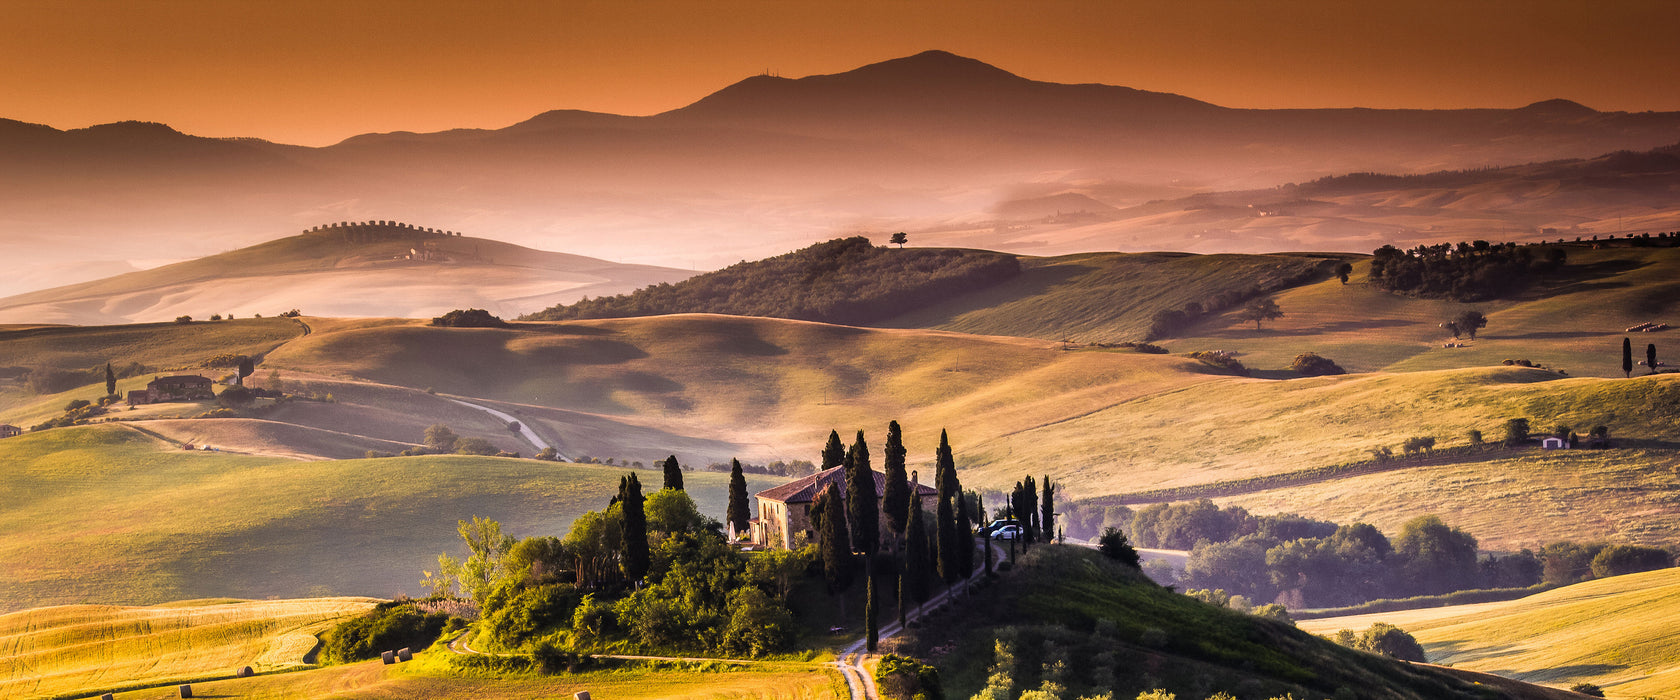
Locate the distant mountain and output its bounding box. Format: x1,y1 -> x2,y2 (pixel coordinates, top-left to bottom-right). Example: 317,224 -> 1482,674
6,50 -> 1680,297
0,223 -> 694,325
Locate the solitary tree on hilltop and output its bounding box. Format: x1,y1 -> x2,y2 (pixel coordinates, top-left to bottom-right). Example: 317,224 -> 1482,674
1335,262 -> 1354,284
1623,338 -> 1634,378
890,232 -> 908,248
1238,297 -> 1284,330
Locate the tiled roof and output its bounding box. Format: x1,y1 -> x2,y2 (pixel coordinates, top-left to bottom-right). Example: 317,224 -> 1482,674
754,466 -> 939,504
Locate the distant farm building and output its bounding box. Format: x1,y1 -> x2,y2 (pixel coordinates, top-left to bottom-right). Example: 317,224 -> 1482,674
0,424 -> 20,438
750,466 -> 937,550
1541,437 -> 1568,450
127,375 -> 214,405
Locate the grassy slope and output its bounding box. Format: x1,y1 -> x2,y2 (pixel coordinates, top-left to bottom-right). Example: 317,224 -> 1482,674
0,597 -> 376,700
0,425 -> 786,611
1300,568 -> 1680,698
882,251 -> 1343,342
902,545 -> 1537,700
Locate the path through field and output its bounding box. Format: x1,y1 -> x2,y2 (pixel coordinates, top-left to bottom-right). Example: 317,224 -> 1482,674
445,397 -> 561,457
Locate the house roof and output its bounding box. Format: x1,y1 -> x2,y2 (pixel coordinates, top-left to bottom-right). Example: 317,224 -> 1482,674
151,375 -> 212,385
754,466 -> 939,504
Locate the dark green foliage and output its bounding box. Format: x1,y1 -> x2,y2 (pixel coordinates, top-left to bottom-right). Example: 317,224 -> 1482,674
661,454 -> 684,491
104,363 -> 115,396
904,493 -> 931,604
727,459 -> 749,537
1289,352 -> 1345,376
1503,417 -> 1530,447
64,398 -> 91,412
484,583 -> 582,647
1649,342 -> 1659,374
723,586 -> 796,656
816,482 -> 854,596
1040,476 -> 1054,546
865,560 -> 879,651
452,436 -> 497,455
1355,623 -> 1427,662
1541,541 -> 1607,584
822,430 -> 846,469
876,653 -> 943,700
522,237 -> 1022,325
1098,527 -> 1140,569
430,308 -> 508,327
608,531 -> 795,656
1237,297 -> 1284,330
236,356 -> 254,385
1454,310 -> 1488,340
955,488 -> 974,576
423,424 -> 458,453
1131,499 -> 1252,549
216,385 -> 254,407
1570,683 -> 1606,697
619,473 -> 649,582
322,601 -> 448,664
935,430 -> 961,583
1393,515 -> 1479,597
1368,241 -> 1564,300
847,431 -> 879,555
1334,262 -> 1353,284
881,421 -> 911,537
1624,337 -> 1635,377
1590,544 -> 1672,578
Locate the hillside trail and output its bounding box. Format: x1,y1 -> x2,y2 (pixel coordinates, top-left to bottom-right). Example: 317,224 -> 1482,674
443,397 -> 561,457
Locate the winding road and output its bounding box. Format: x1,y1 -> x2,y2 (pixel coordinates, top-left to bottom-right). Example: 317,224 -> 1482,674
444,397 -> 564,458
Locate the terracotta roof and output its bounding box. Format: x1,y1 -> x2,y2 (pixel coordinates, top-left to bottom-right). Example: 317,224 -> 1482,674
754,466 -> 939,504
151,375 -> 211,384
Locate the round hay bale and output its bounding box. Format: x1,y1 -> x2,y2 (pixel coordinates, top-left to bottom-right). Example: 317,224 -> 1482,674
397,647 -> 413,662
381,650 -> 395,664
236,665 -> 254,678
101,694 -> 114,700
179,684 -> 193,698
575,692 -> 592,700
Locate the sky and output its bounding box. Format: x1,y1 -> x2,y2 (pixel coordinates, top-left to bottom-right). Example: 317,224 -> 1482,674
3,0 -> 1678,146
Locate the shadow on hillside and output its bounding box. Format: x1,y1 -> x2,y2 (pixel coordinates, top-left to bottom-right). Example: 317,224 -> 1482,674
1521,258 -> 1648,299
1202,318 -> 1418,338
1427,639 -> 1523,663
505,322 -> 617,336
1484,330 -> 1607,340
1504,663 -> 1629,683
880,262 -> 1091,326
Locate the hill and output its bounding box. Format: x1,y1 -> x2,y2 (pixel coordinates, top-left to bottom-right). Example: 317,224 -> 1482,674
7,51 -> 1680,296
0,224 -> 693,325
898,545 -> 1570,699
1301,567 -> 1680,697
0,597 -> 376,700
0,424 -> 787,611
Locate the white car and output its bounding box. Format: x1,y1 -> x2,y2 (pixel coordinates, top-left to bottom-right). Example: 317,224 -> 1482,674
989,524 -> 1023,540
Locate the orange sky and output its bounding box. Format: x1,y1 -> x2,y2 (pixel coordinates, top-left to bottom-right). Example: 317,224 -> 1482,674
3,0 -> 1677,146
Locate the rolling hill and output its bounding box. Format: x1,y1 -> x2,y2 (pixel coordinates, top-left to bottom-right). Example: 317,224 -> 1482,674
0,225 -> 693,325
1301,568 -> 1680,697
7,51 -> 1680,296
0,597 -> 376,700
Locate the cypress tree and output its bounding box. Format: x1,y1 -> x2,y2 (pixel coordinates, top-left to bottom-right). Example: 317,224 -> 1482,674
726,458 -> 749,538
935,430 -> 957,502
847,431 -> 878,555
619,473 -> 649,582
1649,343 -> 1658,375
956,490 -> 974,577
816,482 -> 853,601
662,455 -> 684,491
881,421 -> 910,538
936,493 -> 957,585
865,559 -> 879,651
1041,476 -> 1055,546
897,560 -> 908,625
1624,337 -> 1634,378
1023,475 -> 1039,544
104,363 -> 116,396
904,492 -> 930,603
822,430 -> 846,469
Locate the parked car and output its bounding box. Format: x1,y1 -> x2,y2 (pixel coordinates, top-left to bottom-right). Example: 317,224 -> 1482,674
979,519 -> 1019,537
989,524 -> 1023,540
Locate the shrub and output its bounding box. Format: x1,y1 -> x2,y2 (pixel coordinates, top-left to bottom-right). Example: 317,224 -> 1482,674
431,308 -> 509,328
217,386 -> 255,407
1097,527 -> 1140,569
1569,683 -> 1605,698
175,315 -> 193,324
1590,545 -> 1672,578
876,653 -> 944,700
64,398 -> 91,412
1358,622 -> 1426,662
1187,350 -> 1249,376
483,583 -> 581,647
454,437 -> 499,455
322,602 -> 449,664
1290,352 -> 1345,376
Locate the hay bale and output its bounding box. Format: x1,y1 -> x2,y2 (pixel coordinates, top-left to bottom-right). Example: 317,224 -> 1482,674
381,650 -> 395,664
236,665 -> 254,678
179,684 -> 193,698
100,694 -> 114,700
574,692 -> 592,700
397,647 -> 412,662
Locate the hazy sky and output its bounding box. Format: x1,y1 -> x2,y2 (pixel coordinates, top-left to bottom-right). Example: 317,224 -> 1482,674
4,0 -> 1677,146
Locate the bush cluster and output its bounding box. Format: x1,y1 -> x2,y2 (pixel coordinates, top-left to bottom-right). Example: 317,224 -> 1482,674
322,601 -> 450,664
1369,241 -> 1565,300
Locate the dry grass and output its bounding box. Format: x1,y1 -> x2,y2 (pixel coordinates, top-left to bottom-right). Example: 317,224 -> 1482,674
1300,568 -> 1680,698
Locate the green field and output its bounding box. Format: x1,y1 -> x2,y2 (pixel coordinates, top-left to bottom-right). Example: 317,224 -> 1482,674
0,425 -> 786,611
0,597 -> 376,700
1300,568 -> 1680,698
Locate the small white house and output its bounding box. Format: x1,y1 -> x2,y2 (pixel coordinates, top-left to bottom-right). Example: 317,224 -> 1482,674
1541,437 -> 1567,450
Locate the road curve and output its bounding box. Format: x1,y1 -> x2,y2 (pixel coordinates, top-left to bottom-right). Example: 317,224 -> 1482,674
444,397 -> 561,457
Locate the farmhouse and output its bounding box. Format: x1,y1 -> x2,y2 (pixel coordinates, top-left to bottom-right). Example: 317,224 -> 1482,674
750,466 -> 938,550
127,375 -> 215,405
0,424 -> 20,438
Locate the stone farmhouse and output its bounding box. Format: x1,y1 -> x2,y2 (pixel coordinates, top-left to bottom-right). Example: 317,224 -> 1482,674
751,466 -> 938,550
126,375 -> 214,405
0,424 -> 20,438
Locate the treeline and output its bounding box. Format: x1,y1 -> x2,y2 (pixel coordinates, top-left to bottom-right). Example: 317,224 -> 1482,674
521,236 -> 1021,326
1369,241 -> 1566,301
1058,499 -> 1673,609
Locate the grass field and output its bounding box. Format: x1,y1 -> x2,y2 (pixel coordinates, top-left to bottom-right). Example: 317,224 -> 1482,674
1300,568 -> 1680,698
0,597 -> 377,700
0,424 -> 786,611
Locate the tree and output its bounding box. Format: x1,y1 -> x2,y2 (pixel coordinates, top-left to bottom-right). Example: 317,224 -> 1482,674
454,516 -> 517,607
727,459 -> 750,538
104,363 -> 116,396
1454,310 -> 1488,340
423,424 -> 459,454
881,421 -> 911,538
846,431 -> 879,556
889,232 -> 908,248
934,430 -> 961,583
822,430 -> 846,469
1290,352 -> 1345,376
1590,544 -> 1671,578
661,454 -> 684,491
644,488 -> 707,535
903,492 -> 931,605
955,487 -> 974,577
619,474 -> 650,582
1394,515 -> 1479,596
1649,343 -> 1658,374
864,559 -> 879,651
452,436 -> 498,455
1238,297 -> 1283,330
1335,261 -> 1353,284
814,482 -> 854,610
1358,623 -> 1427,662
1624,337 -> 1634,378
1503,418 -> 1530,448
236,356 -> 254,386
1040,476 -> 1055,547
1098,527 -> 1141,568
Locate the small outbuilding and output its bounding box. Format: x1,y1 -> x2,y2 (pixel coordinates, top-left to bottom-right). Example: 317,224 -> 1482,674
1541,437 -> 1567,450
0,424 -> 20,438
